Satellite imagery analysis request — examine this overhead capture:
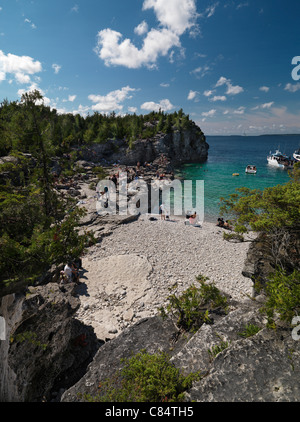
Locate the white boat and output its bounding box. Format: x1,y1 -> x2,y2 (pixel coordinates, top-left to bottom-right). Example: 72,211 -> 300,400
267,150 -> 290,168
245,165 -> 257,174
293,148 -> 300,162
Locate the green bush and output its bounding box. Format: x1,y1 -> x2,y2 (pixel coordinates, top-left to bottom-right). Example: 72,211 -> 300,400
159,274 -> 228,333
238,323 -> 262,338
82,350 -> 200,402
261,269 -> 300,328
208,339 -> 229,361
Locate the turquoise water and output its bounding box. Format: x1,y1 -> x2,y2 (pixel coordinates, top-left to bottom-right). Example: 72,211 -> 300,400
176,135 -> 300,223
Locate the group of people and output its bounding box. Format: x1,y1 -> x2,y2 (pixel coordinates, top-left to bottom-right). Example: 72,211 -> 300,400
60,258 -> 82,284
216,218 -> 232,230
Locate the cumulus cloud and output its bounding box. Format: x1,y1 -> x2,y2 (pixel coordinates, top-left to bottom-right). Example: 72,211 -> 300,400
0,50 -> 42,84
134,21 -> 149,36
142,0 -> 199,35
187,90 -> 199,100
259,86 -> 269,92
210,95 -> 226,102
95,27 -> 180,69
88,86 -> 136,113
63,95 -> 77,103
215,76 -> 244,95
141,98 -> 174,112
95,0 -> 199,69
52,64 -> 61,74
284,83 -> 300,93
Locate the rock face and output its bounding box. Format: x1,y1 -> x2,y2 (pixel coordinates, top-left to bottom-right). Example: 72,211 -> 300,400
61,296 -> 300,403
81,129 -> 209,167
0,283 -> 99,402
61,315 -> 190,402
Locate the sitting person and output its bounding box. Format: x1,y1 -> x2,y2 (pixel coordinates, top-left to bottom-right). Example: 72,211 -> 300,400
223,220 -> 233,230
216,218 -> 225,227
63,261 -> 78,283
189,212 -> 197,225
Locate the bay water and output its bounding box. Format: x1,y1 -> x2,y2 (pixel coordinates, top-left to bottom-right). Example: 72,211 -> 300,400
175,135 -> 300,223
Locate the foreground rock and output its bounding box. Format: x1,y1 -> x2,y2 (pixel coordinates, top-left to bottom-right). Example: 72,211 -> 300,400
0,283 -> 99,402
62,295 -> 300,402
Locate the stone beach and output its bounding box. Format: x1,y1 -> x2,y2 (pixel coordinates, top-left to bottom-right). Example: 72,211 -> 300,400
75,213 -> 255,341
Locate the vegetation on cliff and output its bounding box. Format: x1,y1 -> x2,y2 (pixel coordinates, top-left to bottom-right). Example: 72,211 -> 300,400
0,91 -> 204,295
220,162 -> 300,327
0,91 -> 203,158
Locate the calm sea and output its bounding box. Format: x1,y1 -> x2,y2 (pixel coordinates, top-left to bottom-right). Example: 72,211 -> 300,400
175,135 -> 300,223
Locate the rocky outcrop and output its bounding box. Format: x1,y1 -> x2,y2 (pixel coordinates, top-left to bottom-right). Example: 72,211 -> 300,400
242,228 -> 300,293
80,129 -> 209,167
61,315 -> 192,402
0,283 -> 99,402
61,294 -> 300,402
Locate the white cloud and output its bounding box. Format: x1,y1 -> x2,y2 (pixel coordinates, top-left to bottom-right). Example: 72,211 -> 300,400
95,0 -> 199,69
71,4 -> 79,13
215,76 -> 243,95
259,86 -> 269,92
215,76 -> 228,87
187,90 -> 198,101
95,27 -> 180,69
233,106 -> 246,114
52,64 -> 61,74
226,82 -> 244,95
210,95 -> 226,102
0,50 -> 42,84
88,86 -> 136,113
24,18 -> 36,29
63,95 -> 77,103
142,0 -> 199,35
284,83 -> 300,93
203,90 -> 214,97
261,102 -> 274,109
141,98 -> 174,112
201,109 -> 216,118
134,21 -> 149,36
204,3 -> 219,18
190,65 -> 211,79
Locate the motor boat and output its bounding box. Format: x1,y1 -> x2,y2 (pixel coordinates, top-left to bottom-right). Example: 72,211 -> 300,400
293,148 -> 300,162
245,165 -> 257,174
267,150 -> 290,168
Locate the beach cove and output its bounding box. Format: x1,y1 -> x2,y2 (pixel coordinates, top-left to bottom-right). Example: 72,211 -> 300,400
75,212 -> 255,341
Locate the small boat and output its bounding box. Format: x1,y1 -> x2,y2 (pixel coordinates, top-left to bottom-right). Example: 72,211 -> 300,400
293,148 -> 300,162
267,149 -> 289,168
245,165 -> 257,174
232,173 -> 239,177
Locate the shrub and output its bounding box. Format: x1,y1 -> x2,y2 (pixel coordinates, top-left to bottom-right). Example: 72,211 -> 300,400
83,350 -> 201,402
260,269 -> 300,328
159,274 -> 228,333
238,323 -> 262,338
208,339 -> 229,361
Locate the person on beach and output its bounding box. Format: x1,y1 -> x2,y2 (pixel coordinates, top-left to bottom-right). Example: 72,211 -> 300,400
189,212 -> 197,225
216,218 -> 224,227
159,203 -> 166,220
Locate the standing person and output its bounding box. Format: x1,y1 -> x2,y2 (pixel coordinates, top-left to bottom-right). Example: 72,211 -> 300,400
159,203 -> 166,220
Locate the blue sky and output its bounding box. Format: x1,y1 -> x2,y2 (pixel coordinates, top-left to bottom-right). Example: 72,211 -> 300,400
1,0 -> 300,135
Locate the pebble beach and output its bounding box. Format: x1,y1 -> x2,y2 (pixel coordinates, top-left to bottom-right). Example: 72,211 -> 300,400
75,212 -> 256,341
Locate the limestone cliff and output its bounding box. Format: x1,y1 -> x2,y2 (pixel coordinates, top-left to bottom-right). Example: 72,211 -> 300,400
80,127 -> 209,167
